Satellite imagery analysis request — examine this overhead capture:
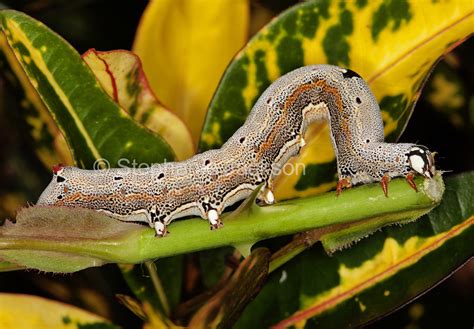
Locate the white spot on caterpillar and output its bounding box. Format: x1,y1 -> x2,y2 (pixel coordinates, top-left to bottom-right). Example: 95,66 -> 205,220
154,221 -> 166,237
265,190 -> 275,204
299,137 -> 306,148
208,209 -> 219,225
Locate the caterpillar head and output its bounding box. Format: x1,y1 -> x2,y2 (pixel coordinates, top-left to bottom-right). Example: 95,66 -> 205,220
407,146 -> 436,178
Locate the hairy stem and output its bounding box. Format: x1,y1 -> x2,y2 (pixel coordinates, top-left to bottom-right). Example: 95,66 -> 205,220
0,175 -> 444,272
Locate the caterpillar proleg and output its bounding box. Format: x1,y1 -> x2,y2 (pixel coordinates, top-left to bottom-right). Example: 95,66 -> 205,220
37,65 -> 436,237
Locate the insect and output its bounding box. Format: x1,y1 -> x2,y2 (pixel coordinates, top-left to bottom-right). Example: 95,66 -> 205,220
37,64 -> 436,237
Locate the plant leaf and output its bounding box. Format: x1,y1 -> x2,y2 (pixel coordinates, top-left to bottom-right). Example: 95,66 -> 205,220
234,171 -> 474,328
0,10 -> 175,169
189,248 -> 270,328
199,0 -> 473,200
133,0 -> 250,143
0,293 -> 118,328
82,49 -> 194,160
0,33 -> 73,167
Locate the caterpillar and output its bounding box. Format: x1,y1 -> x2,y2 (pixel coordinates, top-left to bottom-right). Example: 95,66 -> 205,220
37,64 -> 436,237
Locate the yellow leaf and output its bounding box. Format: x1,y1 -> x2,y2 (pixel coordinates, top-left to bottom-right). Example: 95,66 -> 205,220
83,49 -> 194,160
133,0 -> 250,144
0,293 -> 116,329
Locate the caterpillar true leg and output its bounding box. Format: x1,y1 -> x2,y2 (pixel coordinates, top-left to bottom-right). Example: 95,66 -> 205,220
406,172 -> 418,192
336,177 -> 352,196
380,173 -> 391,197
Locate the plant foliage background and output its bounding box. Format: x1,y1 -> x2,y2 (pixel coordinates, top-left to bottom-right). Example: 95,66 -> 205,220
0,0 -> 472,328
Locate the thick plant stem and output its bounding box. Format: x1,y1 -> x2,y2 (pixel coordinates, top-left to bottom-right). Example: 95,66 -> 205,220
0,176 -> 444,272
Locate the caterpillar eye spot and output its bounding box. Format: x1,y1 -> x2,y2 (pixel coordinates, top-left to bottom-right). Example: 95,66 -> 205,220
158,173 -> 164,179
366,139 -> 370,143
239,137 -> 245,143
57,195 -> 63,200
205,159 -> 210,166
356,97 -> 361,104
56,176 -> 66,183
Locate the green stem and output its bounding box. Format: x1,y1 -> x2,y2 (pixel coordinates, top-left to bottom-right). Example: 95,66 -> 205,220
144,261 -> 170,316
269,229 -> 323,274
0,176 -> 444,272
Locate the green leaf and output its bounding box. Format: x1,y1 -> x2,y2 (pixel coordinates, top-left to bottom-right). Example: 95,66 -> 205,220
0,175 -> 443,272
189,248 -> 270,328
0,10 -> 175,169
199,0 -> 473,200
0,261 -> 23,272
234,171 -> 474,328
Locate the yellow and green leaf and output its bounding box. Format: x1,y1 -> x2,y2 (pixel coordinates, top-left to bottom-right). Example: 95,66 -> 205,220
82,49 -> 194,160
0,293 -> 118,329
199,0 -> 473,200
235,171 -> 474,328
0,33 -> 73,167
133,0 -> 250,143
0,10 -> 175,169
